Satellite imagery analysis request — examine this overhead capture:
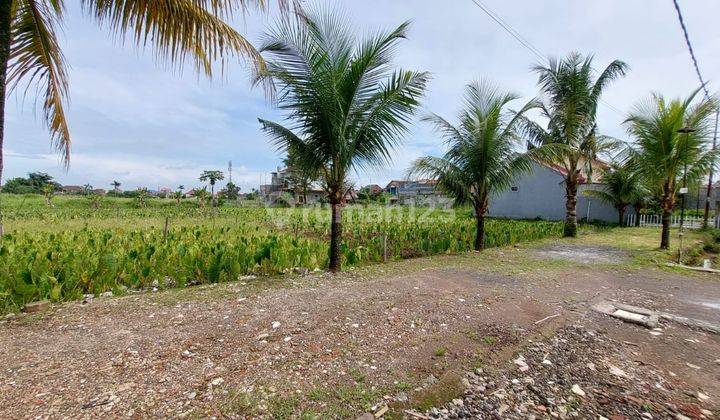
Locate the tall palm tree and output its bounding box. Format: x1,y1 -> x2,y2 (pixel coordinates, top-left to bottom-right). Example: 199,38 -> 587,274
410,81 -> 542,250
199,170 -> 224,207
0,0 -> 276,235
111,180 -> 121,192
256,7 -> 428,271
582,162 -> 644,225
625,88 -> 718,249
520,52 -> 628,237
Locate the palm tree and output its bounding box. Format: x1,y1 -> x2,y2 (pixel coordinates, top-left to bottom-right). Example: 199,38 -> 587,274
199,170 -> 224,207
625,88 -> 718,249
0,0 -> 277,235
582,162 -> 644,225
410,81 -> 541,250
194,186 -> 209,209
520,52 -> 628,237
41,182 -> 55,206
256,8 -> 428,271
111,180 -> 121,192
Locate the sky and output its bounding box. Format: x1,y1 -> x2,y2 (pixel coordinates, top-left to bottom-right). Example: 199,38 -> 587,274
5,1 -> 720,192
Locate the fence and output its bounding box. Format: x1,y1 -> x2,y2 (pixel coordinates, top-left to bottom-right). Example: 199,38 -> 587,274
625,213 -> 720,229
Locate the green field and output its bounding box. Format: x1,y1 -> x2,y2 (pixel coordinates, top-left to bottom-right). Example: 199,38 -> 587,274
0,194 -> 566,312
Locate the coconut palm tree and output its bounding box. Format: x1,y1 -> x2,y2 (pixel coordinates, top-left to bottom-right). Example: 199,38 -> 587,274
0,0 -> 277,235
110,180 -> 121,192
256,8 -> 428,271
199,170 -> 224,207
519,52 -> 628,237
625,88 -> 718,249
410,81 -> 545,250
582,162 -> 644,225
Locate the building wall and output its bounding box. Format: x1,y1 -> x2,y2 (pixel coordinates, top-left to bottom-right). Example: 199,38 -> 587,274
488,162 -> 623,223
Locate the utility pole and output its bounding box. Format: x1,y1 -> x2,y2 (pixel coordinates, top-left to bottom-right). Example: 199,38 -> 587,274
703,110 -> 719,228
678,123 -> 696,263
228,160 -> 233,184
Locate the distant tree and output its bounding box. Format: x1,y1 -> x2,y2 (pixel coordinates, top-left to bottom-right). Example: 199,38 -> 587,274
625,88 -> 719,248
582,162 -> 645,225
284,153 -> 320,205
172,189 -> 183,205
2,172 -> 59,194
519,52 -> 628,237
134,188 -> 150,208
222,181 -> 240,200
82,184 -> 93,195
195,186 -> 210,208
42,183 -> 55,206
199,170 -> 224,207
111,180 -> 121,192
410,81 -> 541,250
257,8 -> 428,271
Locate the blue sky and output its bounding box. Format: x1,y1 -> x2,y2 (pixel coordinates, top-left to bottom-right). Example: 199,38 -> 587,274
5,1 -> 720,192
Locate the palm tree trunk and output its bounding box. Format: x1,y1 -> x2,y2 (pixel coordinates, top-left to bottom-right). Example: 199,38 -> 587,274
329,200 -> 343,271
633,204 -> 642,227
0,0 -> 11,237
617,206 -> 625,226
563,177 -> 578,237
474,213 -> 486,251
660,208 -> 671,249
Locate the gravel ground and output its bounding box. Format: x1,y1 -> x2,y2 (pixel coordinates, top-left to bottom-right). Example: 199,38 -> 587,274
423,325 -> 716,419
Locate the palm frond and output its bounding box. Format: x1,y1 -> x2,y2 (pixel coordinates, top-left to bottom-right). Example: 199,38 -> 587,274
9,0 -> 71,164
82,0 -> 266,77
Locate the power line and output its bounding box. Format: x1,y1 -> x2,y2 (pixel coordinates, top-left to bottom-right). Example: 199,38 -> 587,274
670,0 -> 718,226
469,0 -> 624,116
671,0 -> 711,99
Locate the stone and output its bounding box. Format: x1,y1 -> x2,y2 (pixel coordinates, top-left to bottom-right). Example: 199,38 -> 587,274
608,365 -> 628,378
356,414 -> 374,420
23,300 -> 49,313
272,321 -> 281,329
571,384 -> 586,397
210,377 -> 224,386
99,291 -> 113,298
697,391 -> 709,402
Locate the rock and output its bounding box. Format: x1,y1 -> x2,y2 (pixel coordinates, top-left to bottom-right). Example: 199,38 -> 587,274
395,392 -> 408,402
210,377 -> 224,387
257,333 -> 270,340
181,350 -> 194,358
451,398 -> 464,406
675,414 -> 691,420
498,404 -> 510,415
697,391 -> 709,402
424,374 -> 438,386
587,362 -> 596,371
272,321 -> 281,329
686,363 -> 701,370
356,414 -> 374,420
608,365 -> 628,378
571,384 -> 586,397
23,300 -> 49,313
99,291 -> 113,298
700,409 -> 713,417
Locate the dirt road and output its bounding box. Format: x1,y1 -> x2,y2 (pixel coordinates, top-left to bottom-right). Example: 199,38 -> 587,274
1,230 -> 719,419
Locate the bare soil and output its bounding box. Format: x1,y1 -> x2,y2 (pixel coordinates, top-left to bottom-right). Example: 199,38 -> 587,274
1,236 -> 719,419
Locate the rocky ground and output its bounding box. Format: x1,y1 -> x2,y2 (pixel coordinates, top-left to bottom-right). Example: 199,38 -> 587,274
422,325 -> 716,419
1,231 -> 720,419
